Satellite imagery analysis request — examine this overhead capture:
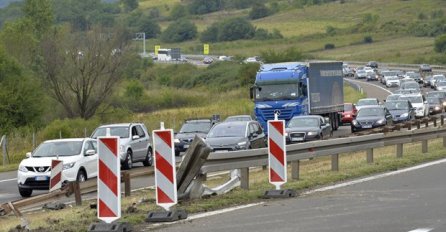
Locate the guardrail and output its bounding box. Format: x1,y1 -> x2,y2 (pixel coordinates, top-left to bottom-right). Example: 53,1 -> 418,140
201,119 -> 446,190
0,116 -> 444,216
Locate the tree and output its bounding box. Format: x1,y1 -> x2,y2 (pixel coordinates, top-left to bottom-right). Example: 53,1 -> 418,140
0,19 -> 38,67
39,26 -> 131,119
170,4 -> 188,20
249,3 -> 270,20
434,34 -> 446,53
188,0 -> 221,15
218,18 -> 255,41
138,17 -> 161,39
0,46 -> 43,133
121,0 -> 138,12
22,0 -> 54,38
200,23 -> 219,42
160,20 -> 197,43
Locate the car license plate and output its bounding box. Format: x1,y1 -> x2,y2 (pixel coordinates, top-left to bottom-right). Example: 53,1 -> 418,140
215,150 -> 228,153
291,138 -> 304,142
35,176 -> 48,181
363,125 -> 372,129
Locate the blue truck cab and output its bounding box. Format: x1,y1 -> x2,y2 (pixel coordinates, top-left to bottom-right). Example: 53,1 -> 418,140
250,62 -> 344,133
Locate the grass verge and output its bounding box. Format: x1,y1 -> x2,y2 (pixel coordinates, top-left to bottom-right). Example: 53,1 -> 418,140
1,138 -> 446,232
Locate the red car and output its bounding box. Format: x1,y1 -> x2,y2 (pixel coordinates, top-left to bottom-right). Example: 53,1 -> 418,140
341,103 -> 357,125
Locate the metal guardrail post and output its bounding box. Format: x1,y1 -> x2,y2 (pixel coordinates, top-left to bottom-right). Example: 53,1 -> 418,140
425,119 -> 429,128
407,123 -> 412,130
441,115 -> 444,126
72,182 -> 82,206
416,121 -> 421,129
331,154 -> 339,171
123,172 -> 131,197
396,144 -> 403,158
422,140 -> 428,153
433,117 -> 437,127
240,168 -> 249,190
366,148 -> 373,163
291,161 -> 299,180
443,137 -> 446,148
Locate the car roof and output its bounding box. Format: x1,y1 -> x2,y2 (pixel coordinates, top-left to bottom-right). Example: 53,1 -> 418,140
214,121 -> 251,127
290,115 -> 323,119
98,123 -> 134,128
358,105 -> 384,110
185,119 -> 211,123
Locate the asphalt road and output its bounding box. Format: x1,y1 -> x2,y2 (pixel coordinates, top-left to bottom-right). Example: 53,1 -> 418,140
152,159 -> 446,232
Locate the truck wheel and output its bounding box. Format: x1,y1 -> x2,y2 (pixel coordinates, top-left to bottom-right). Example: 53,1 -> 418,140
19,187 -> 32,197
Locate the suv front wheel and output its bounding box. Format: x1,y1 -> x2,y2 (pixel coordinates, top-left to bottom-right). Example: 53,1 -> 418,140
143,149 -> 153,166
18,187 -> 32,197
122,150 -> 133,170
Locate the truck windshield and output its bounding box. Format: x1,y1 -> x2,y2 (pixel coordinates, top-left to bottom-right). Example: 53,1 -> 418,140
255,83 -> 300,101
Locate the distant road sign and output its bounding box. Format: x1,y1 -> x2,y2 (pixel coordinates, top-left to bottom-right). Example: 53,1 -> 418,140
155,45 -> 160,55
203,44 -> 209,55
171,48 -> 181,60
98,137 -> 121,223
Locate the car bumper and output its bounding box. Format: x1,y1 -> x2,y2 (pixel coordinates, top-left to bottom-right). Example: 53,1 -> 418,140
429,108 -> 443,114
17,168 -> 78,190
341,116 -> 354,124
286,133 -> 320,143
415,110 -> 425,117
174,141 -> 190,153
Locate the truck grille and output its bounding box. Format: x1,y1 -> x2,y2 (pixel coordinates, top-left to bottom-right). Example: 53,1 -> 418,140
26,166 -> 51,173
359,121 -> 374,126
290,133 -> 305,138
260,108 -> 293,120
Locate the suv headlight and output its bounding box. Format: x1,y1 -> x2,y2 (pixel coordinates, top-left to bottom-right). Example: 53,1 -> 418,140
174,138 -> 180,143
63,162 -> 76,170
400,113 -> 409,118
352,120 -> 359,125
19,165 -> 28,173
236,141 -> 248,149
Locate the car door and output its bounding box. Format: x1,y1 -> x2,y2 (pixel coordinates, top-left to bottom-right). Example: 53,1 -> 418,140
82,140 -> 98,178
130,125 -> 142,160
385,109 -> 393,125
319,117 -> 329,138
136,125 -> 149,160
248,123 -> 258,149
252,122 -> 265,148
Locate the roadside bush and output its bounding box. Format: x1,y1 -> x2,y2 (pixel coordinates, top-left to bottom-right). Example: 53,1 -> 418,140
249,3 -> 270,20
238,63 -> 260,86
200,23 -> 219,42
169,4 -> 188,20
41,118 -> 100,140
188,0 -> 221,15
254,28 -> 283,40
137,17 -> 161,39
434,34 -> 446,53
363,35 -> 373,43
326,26 -> 336,36
218,17 -> 255,41
324,43 -> 335,49
261,47 -> 304,63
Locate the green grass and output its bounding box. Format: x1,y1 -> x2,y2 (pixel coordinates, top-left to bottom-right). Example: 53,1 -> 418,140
2,137 -> 446,231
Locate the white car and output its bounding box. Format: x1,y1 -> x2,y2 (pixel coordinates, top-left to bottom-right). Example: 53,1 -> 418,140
17,138 -> 98,197
386,76 -> 400,88
399,94 -> 427,118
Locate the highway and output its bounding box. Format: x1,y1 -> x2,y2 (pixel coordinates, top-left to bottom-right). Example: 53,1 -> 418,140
154,158 -> 446,232
0,75 -> 396,205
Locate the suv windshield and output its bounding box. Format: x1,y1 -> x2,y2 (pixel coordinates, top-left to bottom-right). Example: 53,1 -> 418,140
33,141 -> 83,157
427,98 -> 441,104
400,96 -> 423,104
207,123 -> 246,138
92,127 -> 129,138
344,104 -> 353,111
357,99 -> 378,106
180,122 -> 211,133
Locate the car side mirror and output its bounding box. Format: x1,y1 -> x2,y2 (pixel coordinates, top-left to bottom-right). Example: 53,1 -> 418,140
85,149 -> 96,156
132,135 -> 140,140
26,152 -> 31,158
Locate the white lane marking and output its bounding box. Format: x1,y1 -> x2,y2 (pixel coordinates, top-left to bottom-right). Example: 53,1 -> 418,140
303,157 -> 446,195
146,202 -> 265,229
408,228 -> 434,232
347,79 -> 393,95
0,178 -> 17,183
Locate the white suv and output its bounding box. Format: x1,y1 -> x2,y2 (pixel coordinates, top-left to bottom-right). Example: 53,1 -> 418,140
91,123 -> 152,170
17,138 -> 98,197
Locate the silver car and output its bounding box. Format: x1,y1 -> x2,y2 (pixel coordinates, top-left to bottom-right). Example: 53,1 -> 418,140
91,123 -> 153,169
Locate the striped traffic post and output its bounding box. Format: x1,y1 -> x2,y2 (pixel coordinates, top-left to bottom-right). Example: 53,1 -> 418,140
146,122 -> 187,223
97,136 -> 120,223
264,112 -> 296,198
49,160 -> 63,192
153,123 -> 177,210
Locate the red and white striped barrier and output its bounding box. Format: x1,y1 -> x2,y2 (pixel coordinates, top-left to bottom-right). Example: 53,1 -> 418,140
49,160 -> 63,192
153,125 -> 177,211
267,119 -> 287,189
97,137 -> 121,223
